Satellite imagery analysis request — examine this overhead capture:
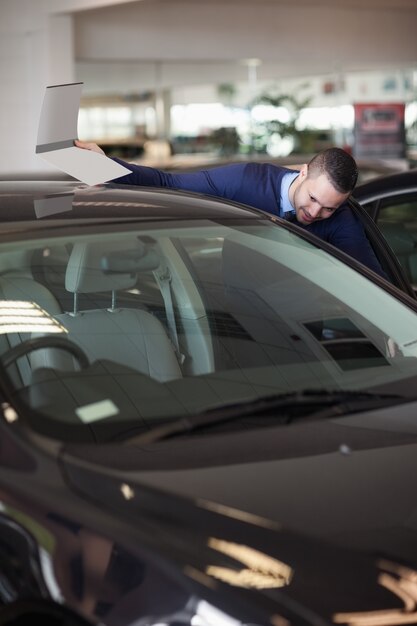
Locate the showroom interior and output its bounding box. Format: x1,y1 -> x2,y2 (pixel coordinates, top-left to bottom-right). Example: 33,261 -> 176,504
3,4 -> 417,626
1,0 -> 417,177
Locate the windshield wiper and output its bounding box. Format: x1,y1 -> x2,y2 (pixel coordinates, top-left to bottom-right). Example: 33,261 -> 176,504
133,389 -> 404,444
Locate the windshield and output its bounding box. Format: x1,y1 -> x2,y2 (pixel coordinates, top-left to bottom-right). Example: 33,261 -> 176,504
2,214 -> 417,441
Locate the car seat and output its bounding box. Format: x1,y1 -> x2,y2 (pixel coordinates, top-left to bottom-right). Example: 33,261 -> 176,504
29,238 -> 183,383
0,249 -> 63,386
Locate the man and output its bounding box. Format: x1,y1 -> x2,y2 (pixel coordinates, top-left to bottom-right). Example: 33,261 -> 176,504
75,141 -> 386,278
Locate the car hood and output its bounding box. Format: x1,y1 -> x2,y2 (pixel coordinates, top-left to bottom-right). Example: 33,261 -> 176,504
61,401 -> 417,624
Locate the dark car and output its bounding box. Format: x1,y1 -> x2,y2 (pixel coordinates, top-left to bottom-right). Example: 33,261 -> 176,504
2,180 -> 417,626
354,168 -> 417,294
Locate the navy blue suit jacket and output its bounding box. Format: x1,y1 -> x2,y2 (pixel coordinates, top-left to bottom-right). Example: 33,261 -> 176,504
112,159 -> 386,279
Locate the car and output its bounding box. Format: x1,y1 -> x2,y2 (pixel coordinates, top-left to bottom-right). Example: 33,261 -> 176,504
354,168 -> 417,294
2,179 -> 417,626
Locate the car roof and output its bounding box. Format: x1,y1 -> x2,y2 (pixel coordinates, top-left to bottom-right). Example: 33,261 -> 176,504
0,180 -> 265,229
354,168 -> 417,200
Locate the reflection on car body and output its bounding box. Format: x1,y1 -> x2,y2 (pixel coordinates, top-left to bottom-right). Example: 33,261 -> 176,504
1,180 -> 417,625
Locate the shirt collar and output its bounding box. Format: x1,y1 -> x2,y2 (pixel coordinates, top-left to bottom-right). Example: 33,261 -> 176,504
280,171 -> 299,216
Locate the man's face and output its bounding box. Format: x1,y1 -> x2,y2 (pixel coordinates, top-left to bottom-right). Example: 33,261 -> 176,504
293,170 -> 350,225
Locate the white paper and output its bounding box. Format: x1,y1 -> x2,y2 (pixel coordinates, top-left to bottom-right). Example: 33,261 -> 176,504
38,146 -> 131,186
33,193 -> 74,218
37,82 -> 83,147
36,82 -> 131,185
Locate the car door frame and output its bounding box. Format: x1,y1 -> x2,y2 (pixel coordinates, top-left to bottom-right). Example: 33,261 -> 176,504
347,196 -> 416,299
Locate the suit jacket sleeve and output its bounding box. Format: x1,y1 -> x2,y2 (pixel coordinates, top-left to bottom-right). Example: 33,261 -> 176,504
304,205 -> 389,280
111,158 -> 248,199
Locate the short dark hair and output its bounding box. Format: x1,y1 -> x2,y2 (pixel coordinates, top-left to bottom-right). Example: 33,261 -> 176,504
308,147 -> 358,194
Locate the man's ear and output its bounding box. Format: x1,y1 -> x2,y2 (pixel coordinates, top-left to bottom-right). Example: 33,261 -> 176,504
300,164 -> 308,178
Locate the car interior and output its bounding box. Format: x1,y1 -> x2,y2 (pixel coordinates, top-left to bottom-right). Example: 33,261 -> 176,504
28,239 -> 182,383
376,197 -> 417,289
378,220 -> 417,287
1,220 -> 417,440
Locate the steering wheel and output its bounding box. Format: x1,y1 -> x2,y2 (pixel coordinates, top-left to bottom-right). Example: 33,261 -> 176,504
1,336 -> 90,370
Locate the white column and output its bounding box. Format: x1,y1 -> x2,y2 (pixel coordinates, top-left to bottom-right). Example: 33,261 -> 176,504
0,1 -> 75,173
154,88 -> 171,139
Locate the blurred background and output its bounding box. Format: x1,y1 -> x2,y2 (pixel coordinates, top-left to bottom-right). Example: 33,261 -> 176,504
1,0 -> 417,180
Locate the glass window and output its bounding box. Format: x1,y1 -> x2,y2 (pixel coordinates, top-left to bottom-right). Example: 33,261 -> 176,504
1,217 -> 417,440
377,194 -> 417,286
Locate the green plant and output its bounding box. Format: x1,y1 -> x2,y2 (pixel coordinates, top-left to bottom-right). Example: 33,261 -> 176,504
248,84 -> 313,154
217,83 -> 237,105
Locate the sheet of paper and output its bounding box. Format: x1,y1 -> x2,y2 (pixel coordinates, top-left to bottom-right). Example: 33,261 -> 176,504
33,193 -> 74,218
37,146 -> 131,186
36,82 -> 131,185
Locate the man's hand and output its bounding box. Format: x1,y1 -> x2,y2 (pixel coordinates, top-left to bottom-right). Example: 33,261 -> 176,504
74,139 -> 105,156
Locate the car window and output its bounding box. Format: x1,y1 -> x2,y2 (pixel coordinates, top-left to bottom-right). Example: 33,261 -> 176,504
375,194 -> 417,288
1,218 -> 417,441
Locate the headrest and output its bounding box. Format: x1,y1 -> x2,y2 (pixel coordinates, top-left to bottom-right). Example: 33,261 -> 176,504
0,249 -> 33,274
65,239 -> 160,294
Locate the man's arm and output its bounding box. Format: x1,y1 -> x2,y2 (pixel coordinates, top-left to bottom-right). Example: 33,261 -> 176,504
74,140 -> 246,198
75,140 -> 186,187
305,205 -> 390,281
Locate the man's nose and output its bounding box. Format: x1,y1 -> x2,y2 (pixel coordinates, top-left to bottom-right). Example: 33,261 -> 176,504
308,204 -> 322,218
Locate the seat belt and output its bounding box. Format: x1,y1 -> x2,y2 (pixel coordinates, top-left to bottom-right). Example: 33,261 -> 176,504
155,267 -> 186,365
